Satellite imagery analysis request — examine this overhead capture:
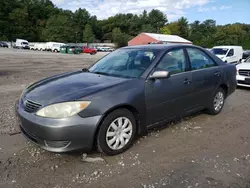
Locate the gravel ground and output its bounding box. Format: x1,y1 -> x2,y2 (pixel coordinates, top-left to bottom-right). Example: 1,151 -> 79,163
0,48 -> 250,188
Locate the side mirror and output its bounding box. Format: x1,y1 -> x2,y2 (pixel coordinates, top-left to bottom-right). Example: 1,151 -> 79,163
149,71 -> 170,79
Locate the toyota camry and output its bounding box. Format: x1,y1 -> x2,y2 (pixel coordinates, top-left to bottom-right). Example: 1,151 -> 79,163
16,44 -> 237,155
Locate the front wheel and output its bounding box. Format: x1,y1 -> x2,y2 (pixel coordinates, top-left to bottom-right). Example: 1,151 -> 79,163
207,88 -> 225,115
96,109 -> 136,155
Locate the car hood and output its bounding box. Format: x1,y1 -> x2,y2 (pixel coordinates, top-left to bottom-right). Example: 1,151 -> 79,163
236,63 -> 250,70
215,55 -> 225,59
23,71 -> 128,105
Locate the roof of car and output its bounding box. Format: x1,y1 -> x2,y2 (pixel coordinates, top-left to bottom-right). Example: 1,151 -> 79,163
123,44 -> 194,50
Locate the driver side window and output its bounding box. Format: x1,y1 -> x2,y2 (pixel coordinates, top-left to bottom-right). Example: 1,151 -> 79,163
227,49 -> 234,57
156,48 -> 187,75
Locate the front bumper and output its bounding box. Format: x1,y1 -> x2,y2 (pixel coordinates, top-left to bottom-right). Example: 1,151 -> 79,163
236,75 -> 250,88
22,46 -> 30,49
15,102 -> 102,152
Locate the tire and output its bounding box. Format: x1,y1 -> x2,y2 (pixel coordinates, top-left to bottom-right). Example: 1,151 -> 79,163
206,87 -> 225,115
96,109 -> 136,155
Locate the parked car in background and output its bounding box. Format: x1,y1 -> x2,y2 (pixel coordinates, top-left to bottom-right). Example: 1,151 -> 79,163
14,39 -> 30,49
82,46 -> 97,55
97,46 -> 114,52
30,43 -> 46,51
29,44 -> 35,50
32,44 -> 39,50
0,41 -> 9,48
51,43 -> 65,52
46,42 -> 65,52
236,57 -> 250,87
243,50 -> 250,60
16,44 -> 236,155
38,44 -> 47,51
96,46 -> 105,51
211,46 -> 243,64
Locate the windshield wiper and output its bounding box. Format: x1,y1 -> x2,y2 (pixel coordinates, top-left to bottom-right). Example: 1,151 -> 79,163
82,68 -> 89,72
93,71 -> 111,76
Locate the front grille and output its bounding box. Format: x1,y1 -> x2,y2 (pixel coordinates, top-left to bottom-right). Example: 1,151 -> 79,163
44,140 -> 71,148
239,69 -> 250,77
23,100 -> 42,113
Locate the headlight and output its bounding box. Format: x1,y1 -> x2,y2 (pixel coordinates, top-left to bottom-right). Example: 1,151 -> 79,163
36,101 -> 91,118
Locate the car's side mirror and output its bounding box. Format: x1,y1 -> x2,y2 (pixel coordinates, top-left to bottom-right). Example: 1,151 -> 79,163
149,71 -> 170,79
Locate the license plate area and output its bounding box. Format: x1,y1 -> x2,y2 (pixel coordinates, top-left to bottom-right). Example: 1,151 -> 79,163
245,78 -> 250,84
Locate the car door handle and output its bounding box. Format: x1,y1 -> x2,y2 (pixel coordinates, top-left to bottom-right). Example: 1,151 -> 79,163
183,79 -> 192,84
214,72 -> 221,76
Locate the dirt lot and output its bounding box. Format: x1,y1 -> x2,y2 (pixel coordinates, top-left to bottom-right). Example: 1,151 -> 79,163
0,48 -> 250,188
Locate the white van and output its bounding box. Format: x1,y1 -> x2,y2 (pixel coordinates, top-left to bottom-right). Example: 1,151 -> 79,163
211,46 -> 243,64
46,42 -> 65,52
51,43 -> 65,52
15,39 -> 30,49
37,43 -> 47,51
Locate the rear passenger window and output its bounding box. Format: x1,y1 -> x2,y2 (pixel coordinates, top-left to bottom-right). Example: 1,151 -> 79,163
187,48 -> 217,70
156,48 -> 187,75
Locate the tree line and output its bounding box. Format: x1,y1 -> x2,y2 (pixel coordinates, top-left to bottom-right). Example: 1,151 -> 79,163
1,0 -> 250,49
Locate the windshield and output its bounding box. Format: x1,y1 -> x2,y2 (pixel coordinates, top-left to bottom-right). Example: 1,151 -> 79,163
22,42 -> 28,45
245,57 -> 250,63
89,48 -> 159,78
211,48 -> 228,55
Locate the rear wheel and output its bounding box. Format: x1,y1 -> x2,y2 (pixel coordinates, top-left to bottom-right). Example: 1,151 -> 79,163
96,109 -> 136,155
207,88 -> 225,115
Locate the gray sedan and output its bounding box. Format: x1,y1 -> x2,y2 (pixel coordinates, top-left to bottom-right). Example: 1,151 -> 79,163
16,44 -> 237,155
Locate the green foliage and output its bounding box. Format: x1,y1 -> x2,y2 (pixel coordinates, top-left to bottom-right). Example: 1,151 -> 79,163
166,22 -> 180,35
177,17 -> 189,38
42,11 -> 75,42
112,28 -> 130,47
141,24 -> 155,33
83,24 -> 95,43
73,8 -> 90,42
147,9 -> 168,32
160,26 -> 171,35
0,0 -> 250,49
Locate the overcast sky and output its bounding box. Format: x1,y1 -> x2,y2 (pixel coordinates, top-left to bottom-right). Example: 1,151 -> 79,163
51,0 -> 250,25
